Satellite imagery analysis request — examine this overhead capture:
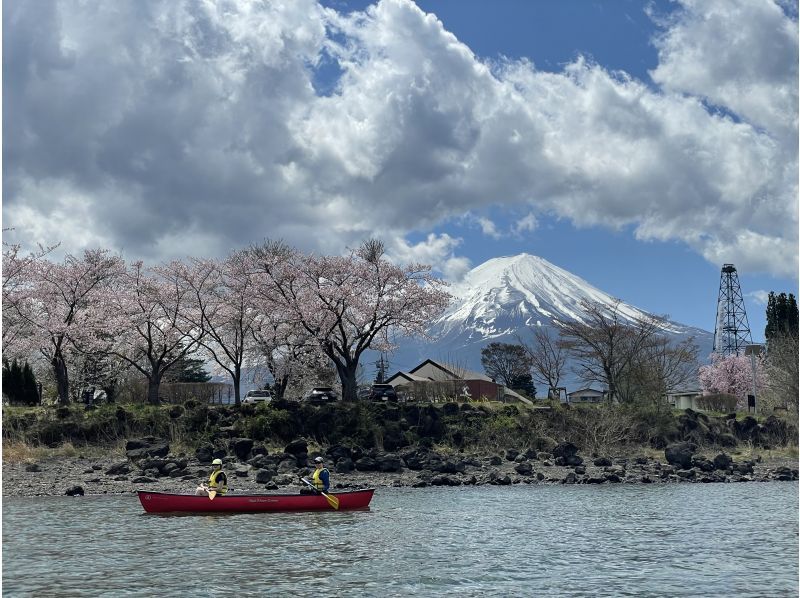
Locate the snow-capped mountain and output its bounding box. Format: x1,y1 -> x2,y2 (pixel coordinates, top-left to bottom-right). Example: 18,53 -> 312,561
386,253 -> 713,384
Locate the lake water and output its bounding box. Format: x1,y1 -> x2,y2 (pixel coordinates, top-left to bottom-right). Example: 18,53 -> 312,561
3,483 -> 798,597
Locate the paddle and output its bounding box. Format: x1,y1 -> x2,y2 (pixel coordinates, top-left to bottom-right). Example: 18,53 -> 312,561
301,477 -> 340,510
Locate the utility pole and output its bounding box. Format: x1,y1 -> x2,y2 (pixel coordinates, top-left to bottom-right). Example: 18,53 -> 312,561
375,353 -> 389,384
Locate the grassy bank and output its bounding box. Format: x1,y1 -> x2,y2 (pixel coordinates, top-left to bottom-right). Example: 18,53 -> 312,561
3,400 -> 797,464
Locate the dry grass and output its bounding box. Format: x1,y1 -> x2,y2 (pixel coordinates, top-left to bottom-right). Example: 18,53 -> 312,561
2,440 -> 126,463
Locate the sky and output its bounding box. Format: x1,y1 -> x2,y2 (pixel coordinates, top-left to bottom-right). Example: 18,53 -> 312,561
3,0 -> 798,341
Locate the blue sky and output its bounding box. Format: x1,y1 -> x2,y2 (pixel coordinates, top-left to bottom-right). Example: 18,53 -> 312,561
4,0 -> 798,341
318,0 -> 798,339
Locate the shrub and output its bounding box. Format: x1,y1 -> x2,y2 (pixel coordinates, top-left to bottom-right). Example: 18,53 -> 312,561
696,393 -> 738,413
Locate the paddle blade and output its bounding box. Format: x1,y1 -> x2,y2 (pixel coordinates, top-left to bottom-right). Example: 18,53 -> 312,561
208,490 -> 217,501
324,492 -> 340,510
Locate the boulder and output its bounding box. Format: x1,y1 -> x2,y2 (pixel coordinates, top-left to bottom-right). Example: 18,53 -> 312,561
105,461 -> 132,475
377,454 -> 404,472
335,458 -> 354,473
505,449 -> 520,461
25,463 -> 41,472
195,445 -> 214,464
65,485 -> 84,496
690,456 -> 715,472
552,442 -> 579,459
284,439 -> 308,456
593,457 -> 612,467
125,438 -> 169,460
514,462 -> 533,475
712,453 -> 733,471
230,438 -> 254,461
327,445 -> 353,461
664,441 -> 697,469
255,469 -> 275,484
354,457 -> 379,472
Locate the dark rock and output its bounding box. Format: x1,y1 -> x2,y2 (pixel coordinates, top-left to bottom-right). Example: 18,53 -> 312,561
234,467 -> 250,477
716,433 -> 738,448
252,446 -> 268,457
712,453 -> 733,471
255,470 -> 274,484
585,477 -> 605,484
377,454 -> 404,472
605,474 -> 622,483
25,463 -> 41,472
431,475 -> 461,486
231,438 -> 254,461
593,457 -> 612,467
536,472 -> 545,481
65,485 -> 84,496
354,457 -> 379,472
335,458 -> 354,473
733,461 -> 755,475
563,472 -> 577,484
537,452 -> 552,461
131,477 -> 157,483
126,439 -> 170,460
664,442 -> 697,469
523,448 -> 538,460
574,465 -> 586,475
676,469 -> 696,480
105,461 -> 131,475
488,455 -> 503,466
195,446 -> 214,464
505,449 -> 520,461
514,462 -> 533,475
442,402 -> 460,416
690,456 -> 715,472
327,445 -> 353,461
284,439 -> 308,456
552,442 -> 579,459
634,457 -> 648,465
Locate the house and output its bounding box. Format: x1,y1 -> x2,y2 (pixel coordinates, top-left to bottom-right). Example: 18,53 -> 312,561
667,389 -> 703,410
567,387 -> 605,404
385,359 -> 533,405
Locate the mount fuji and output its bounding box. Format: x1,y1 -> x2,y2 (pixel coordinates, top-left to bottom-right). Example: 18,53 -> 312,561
385,253 -> 713,388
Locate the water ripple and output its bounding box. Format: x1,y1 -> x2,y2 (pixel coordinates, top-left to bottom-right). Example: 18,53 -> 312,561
3,483 -> 798,597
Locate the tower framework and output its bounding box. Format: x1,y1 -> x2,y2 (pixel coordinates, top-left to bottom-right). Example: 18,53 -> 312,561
713,264 -> 752,355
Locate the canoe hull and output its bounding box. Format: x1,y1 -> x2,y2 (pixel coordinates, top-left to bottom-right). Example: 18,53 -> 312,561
137,489 -> 374,513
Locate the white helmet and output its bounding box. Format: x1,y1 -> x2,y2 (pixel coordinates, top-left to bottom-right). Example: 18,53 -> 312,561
211,458 -> 223,466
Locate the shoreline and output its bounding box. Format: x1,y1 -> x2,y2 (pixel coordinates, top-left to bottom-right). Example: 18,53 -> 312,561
3,449 -> 797,498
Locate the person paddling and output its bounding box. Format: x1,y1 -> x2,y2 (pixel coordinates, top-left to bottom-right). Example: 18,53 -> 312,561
196,458 -> 228,496
311,456 -> 330,494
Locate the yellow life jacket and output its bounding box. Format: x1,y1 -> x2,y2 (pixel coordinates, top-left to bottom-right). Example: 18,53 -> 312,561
209,469 -> 227,495
312,467 -> 328,491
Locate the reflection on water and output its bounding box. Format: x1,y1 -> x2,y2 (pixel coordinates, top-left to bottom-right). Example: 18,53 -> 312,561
3,484 -> 798,597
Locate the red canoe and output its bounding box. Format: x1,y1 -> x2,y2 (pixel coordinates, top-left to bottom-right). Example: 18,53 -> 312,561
137,489 -> 374,513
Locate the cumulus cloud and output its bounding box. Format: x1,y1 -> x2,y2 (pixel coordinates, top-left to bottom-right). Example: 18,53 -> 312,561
3,0 -> 797,278
387,233 -> 471,281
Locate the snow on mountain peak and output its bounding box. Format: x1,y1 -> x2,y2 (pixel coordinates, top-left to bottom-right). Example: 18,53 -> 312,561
442,253 -> 653,331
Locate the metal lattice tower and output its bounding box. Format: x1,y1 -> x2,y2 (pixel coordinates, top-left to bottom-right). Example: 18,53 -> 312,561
713,264 -> 752,355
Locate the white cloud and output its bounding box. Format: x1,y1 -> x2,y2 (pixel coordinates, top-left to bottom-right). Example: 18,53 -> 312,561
3,0 -> 797,278
512,212 -> 539,236
747,290 -> 771,305
387,233 -> 471,281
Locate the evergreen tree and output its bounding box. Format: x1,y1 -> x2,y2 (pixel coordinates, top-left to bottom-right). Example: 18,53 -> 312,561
2,359 -> 40,405
766,292 -> 799,342
507,372 -> 536,397
164,354 -> 212,383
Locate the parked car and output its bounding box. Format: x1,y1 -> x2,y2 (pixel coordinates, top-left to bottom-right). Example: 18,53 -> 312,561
303,387 -> 339,404
242,389 -> 273,404
369,384 -> 398,402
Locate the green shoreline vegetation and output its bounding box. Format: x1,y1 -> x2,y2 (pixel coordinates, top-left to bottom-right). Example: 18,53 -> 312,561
3,399 -> 797,465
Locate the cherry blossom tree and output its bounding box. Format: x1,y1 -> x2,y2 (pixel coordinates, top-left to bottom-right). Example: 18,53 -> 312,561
2,238 -> 59,354
3,249 -> 125,404
174,252 -> 264,405
104,261 -> 204,404
698,352 -> 767,410
248,239 -> 451,401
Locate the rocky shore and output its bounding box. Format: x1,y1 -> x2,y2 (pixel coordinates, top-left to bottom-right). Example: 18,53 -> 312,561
3,436 -> 797,498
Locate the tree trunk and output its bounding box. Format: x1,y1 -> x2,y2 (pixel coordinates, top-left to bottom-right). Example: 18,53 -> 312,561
336,362 -> 359,402
147,374 -> 161,405
52,353 -> 70,405
233,364 -> 241,407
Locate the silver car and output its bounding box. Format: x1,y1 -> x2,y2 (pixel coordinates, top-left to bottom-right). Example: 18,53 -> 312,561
242,389 -> 273,404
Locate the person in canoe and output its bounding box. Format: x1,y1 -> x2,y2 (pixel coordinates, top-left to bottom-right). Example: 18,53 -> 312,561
312,456 -> 330,493
196,458 -> 228,496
